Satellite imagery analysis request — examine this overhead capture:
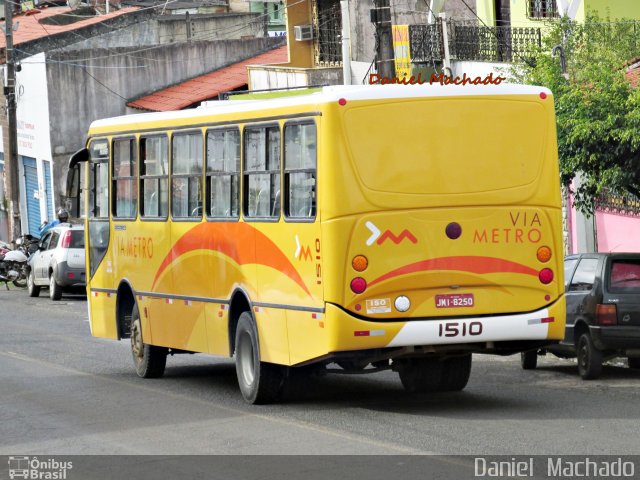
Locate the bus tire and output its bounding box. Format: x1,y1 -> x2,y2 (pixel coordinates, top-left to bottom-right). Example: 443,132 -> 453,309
398,357 -> 442,393
234,311 -> 285,404
439,354 -> 472,392
49,273 -> 62,301
27,269 -> 40,297
130,304 -> 167,378
520,350 -> 538,370
577,333 -> 602,380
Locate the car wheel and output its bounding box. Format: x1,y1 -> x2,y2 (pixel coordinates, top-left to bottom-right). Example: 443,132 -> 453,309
520,350 -> 538,370
130,304 -> 167,378
577,333 -> 603,380
27,269 -> 40,297
49,273 -> 62,301
398,357 -> 443,393
628,357 -> 640,369
439,354 -> 472,392
234,311 -> 286,404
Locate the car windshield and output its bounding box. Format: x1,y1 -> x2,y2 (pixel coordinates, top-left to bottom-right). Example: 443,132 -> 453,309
609,259 -> 640,291
70,230 -> 85,249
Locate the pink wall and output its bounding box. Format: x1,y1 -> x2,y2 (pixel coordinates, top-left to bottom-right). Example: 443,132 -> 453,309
595,211 -> 640,253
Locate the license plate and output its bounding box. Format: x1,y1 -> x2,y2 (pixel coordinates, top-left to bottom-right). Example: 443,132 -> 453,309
435,293 -> 474,308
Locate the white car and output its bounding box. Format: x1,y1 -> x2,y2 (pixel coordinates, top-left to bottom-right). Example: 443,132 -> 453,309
27,224 -> 86,300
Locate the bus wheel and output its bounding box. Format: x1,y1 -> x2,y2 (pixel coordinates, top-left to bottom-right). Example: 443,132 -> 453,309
398,357 -> 442,393
577,333 -> 602,380
520,350 -> 538,370
130,304 -> 167,378
438,354 -> 472,392
234,312 -> 285,404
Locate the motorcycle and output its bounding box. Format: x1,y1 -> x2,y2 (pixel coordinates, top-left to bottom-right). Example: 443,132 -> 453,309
0,234 -> 39,289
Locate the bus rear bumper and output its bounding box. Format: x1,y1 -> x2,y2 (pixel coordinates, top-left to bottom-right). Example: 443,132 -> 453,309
325,296 -> 565,354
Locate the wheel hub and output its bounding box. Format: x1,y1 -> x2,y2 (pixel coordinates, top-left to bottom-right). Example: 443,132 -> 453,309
131,321 -> 143,359
238,332 -> 255,386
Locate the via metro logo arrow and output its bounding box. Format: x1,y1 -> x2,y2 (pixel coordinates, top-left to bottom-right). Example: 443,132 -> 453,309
366,221 -> 417,246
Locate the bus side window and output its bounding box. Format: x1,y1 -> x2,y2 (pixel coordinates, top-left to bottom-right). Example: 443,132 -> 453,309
284,122 -> 316,220
206,128 -> 240,219
243,125 -> 280,220
140,135 -> 169,219
112,137 -> 138,219
172,132 -> 203,220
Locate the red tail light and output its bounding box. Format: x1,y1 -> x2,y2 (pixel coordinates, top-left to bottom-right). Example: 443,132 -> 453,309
596,304 -> 617,325
61,231 -> 71,249
538,268 -> 554,284
350,277 -> 367,294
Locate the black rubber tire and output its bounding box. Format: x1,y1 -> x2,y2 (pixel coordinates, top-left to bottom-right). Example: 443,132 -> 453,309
628,357 -> 640,369
577,333 -> 603,380
49,273 -> 62,301
234,311 -> 286,404
27,269 -> 40,297
13,269 -> 27,288
520,350 -> 538,370
130,304 -> 167,378
398,358 -> 443,393
439,354 -> 472,392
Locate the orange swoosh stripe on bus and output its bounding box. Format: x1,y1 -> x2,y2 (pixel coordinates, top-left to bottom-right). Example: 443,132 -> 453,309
151,223 -> 312,296
368,256 -> 538,287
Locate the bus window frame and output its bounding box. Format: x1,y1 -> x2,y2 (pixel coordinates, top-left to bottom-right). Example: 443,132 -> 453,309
139,132 -> 170,222
88,137 -> 110,220
170,129 -> 204,222
205,126 -> 241,223
283,119 -> 317,223
111,135 -> 138,221
242,122 -> 282,223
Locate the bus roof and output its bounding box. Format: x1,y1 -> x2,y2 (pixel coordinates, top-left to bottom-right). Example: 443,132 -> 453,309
90,83 -> 551,131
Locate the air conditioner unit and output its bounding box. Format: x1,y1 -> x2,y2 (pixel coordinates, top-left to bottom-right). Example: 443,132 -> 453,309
294,25 -> 313,42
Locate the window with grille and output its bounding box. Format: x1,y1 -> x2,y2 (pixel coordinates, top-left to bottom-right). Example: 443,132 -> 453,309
313,0 -> 342,66
528,0 -> 558,19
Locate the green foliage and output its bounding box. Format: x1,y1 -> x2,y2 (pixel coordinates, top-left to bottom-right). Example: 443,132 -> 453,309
512,14 -> 640,213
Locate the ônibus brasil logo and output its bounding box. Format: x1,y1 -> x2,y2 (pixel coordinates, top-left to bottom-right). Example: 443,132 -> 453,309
8,456 -> 73,479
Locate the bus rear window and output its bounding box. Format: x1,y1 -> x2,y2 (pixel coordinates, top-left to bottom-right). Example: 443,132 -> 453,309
344,98 -> 546,195
609,260 -> 640,291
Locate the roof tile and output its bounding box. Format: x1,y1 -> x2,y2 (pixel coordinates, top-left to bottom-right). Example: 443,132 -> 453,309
128,45 -> 288,112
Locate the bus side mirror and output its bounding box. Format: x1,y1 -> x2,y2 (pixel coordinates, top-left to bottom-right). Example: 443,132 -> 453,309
66,148 -> 88,219
64,164 -> 81,218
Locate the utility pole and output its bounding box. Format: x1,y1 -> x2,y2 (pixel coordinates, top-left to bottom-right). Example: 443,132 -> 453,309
340,0 -> 351,85
4,0 -> 21,241
372,0 -> 395,79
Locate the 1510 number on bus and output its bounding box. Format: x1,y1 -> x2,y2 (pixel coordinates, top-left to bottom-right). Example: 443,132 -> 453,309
438,321 -> 483,338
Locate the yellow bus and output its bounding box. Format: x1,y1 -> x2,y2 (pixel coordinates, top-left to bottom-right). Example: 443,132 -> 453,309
67,84 -> 566,403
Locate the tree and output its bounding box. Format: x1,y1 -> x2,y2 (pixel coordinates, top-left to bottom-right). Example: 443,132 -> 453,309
512,15 -> 640,213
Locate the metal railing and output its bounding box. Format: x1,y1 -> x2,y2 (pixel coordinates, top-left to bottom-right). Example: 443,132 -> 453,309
409,19 -> 542,64
596,191 -> 640,217
408,23 -> 443,64
314,0 -> 342,66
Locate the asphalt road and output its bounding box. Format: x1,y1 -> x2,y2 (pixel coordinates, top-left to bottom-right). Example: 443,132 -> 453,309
2,285 -> 640,462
